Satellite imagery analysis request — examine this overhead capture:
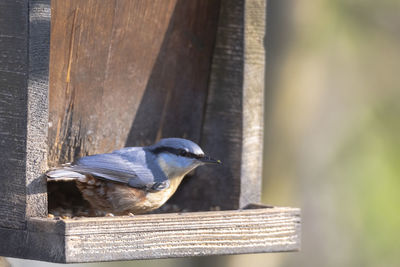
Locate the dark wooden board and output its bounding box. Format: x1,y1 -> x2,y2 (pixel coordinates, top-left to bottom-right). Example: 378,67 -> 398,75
0,0 -> 29,230
0,207 -> 300,263
48,0 -> 221,167
170,0 -> 266,210
0,0 -> 49,229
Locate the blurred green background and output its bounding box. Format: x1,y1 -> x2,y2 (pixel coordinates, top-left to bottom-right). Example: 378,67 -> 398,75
6,0 -> 400,266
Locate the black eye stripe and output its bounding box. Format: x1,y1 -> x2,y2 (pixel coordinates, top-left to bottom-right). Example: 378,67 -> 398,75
151,147 -> 203,159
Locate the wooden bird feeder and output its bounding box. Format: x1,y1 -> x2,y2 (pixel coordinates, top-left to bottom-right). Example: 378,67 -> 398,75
0,0 -> 300,263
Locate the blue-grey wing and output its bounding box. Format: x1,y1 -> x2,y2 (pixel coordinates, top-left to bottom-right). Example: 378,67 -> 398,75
69,148 -> 167,190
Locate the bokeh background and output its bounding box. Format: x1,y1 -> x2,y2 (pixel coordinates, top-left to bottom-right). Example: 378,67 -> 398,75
6,0 -> 400,266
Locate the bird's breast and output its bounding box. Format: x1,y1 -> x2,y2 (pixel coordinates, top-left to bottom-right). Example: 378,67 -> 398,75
76,175 -> 185,215
141,175 -> 184,210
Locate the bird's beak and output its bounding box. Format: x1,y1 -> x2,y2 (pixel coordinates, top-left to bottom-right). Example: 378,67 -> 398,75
199,155 -> 222,165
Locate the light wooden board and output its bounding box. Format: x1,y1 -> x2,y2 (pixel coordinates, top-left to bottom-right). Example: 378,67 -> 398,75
241,0 -> 266,207
1,207 -> 300,263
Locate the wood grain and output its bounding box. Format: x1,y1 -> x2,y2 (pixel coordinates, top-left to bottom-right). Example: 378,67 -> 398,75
173,0 -> 266,210
63,208 -> 300,262
171,0 -> 265,210
0,0 -> 49,229
0,0 -> 29,230
0,226 -> 65,263
26,0 -> 50,220
48,0 -> 220,167
240,0 -> 266,207
0,207 -> 300,262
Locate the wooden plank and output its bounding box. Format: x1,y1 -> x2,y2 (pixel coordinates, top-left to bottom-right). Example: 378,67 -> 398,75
0,0 -> 49,229
240,0 -> 266,207
0,69 -> 28,229
173,0 -> 266,210
0,227 -> 65,262
48,0 -> 220,167
0,0 -> 27,38
26,0 -> 50,219
22,207 -> 299,262
172,0 -> 246,210
125,0 -> 221,147
0,0 -> 29,230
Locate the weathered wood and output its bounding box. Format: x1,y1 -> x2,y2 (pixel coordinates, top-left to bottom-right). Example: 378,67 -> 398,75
170,0 -> 245,211
0,207 -> 300,263
48,0 -> 220,167
0,0 -> 49,229
171,0 -> 266,210
47,0 -> 266,213
241,0 -> 266,207
125,0 -> 221,147
0,0 -> 301,263
26,0 -> 50,219
0,0 -> 29,230
0,226 -> 65,263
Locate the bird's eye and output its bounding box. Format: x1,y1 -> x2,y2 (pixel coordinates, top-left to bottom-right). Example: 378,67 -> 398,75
179,150 -> 187,156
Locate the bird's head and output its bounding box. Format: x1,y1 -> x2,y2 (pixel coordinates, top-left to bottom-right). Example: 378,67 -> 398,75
148,138 -> 221,178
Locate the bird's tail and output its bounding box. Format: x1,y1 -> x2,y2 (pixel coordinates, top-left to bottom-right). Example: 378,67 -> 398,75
46,167 -> 86,181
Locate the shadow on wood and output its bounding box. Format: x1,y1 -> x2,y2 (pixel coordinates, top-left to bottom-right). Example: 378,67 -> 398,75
47,0 -> 221,214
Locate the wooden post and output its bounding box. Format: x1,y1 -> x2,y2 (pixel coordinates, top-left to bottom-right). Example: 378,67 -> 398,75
241,0 -> 266,207
0,0 -> 49,229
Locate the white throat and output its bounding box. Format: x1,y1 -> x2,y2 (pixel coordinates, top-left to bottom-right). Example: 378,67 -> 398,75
156,153 -> 199,179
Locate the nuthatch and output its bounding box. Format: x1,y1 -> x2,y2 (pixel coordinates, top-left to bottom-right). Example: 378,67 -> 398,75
46,138 -> 221,215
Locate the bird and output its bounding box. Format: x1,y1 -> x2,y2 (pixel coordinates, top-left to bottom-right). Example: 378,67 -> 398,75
46,138 -> 221,216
